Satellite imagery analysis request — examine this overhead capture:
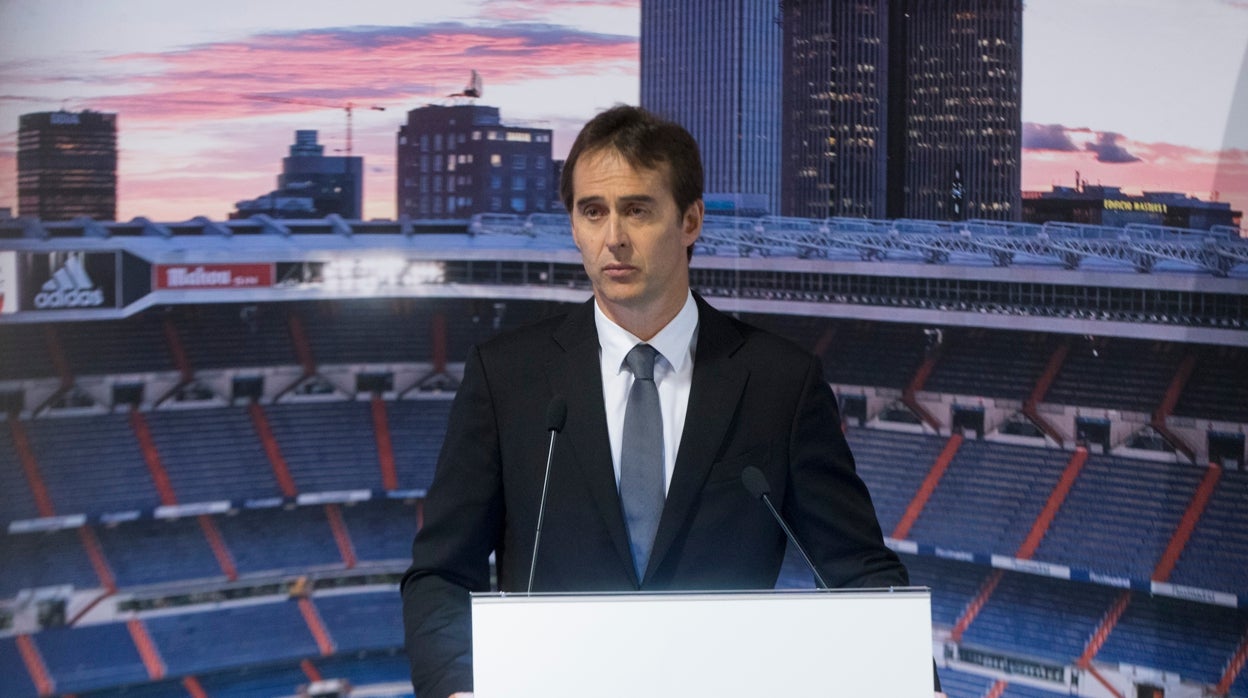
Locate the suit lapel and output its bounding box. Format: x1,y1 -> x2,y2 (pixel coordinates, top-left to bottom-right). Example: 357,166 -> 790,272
546,300 -> 637,584
645,296 -> 749,584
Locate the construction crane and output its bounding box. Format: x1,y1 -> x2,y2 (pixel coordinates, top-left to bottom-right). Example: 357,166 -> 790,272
448,70 -> 483,100
243,94 -> 385,157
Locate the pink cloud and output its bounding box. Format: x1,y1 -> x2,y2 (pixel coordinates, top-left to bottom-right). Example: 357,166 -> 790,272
88,23 -> 637,124
1023,126 -> 1247,218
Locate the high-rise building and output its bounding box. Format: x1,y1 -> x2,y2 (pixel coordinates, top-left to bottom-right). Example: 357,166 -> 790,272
232,130 -> 363,220
17,111 -> 118,222
396,104 -> 553,219
781,0 -> 1022,221
641,0 -> 782,215
781,0 -> 890,219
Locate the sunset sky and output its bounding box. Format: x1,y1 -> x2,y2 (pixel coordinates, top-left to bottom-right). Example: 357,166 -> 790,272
0,0 -> 1245,222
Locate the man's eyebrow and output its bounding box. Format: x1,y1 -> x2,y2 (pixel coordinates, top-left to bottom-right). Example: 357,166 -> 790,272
574,194 -> 658,208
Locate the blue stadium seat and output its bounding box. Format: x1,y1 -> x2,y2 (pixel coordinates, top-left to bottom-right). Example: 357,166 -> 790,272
848,428 -> 948,534
1169,468 -> 1248,594
960,573 -> 1118,664
1096,592 -> 1248,685
37,622 -> 149,695
145,601 -> 319,677
94,518 -> 224,589
216,507 -> 344,575
907,439 -> 1072,554
145,407 -> 280,504
1033,454 -> 1204,580
0,528 -> 101,598
23,413 -> 157,516
0,636 -> 39,698
937,666 -> 996,698
315,591 -> 404,652
265,402 -> 383,493
342,499 -> 420,563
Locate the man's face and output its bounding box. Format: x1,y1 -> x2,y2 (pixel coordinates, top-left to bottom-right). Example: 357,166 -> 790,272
569,148 -> 702,335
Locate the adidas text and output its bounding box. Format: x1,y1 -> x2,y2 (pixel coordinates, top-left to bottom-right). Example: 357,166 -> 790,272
35,287 -> 105,309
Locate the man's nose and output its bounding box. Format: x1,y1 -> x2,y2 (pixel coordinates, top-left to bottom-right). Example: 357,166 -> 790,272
604,212 -> 627,249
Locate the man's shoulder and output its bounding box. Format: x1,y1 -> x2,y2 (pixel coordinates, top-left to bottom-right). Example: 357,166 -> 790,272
474,303 -> 586,358
700,301 -> 817,366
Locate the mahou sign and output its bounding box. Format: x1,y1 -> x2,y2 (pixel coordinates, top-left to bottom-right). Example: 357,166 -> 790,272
154,263 -> 274,290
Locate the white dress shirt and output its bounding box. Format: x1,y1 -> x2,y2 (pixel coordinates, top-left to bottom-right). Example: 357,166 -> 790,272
593,292 -> 699,493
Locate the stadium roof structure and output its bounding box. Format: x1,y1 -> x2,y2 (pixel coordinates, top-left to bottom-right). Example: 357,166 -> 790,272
1,213 -> 1245,347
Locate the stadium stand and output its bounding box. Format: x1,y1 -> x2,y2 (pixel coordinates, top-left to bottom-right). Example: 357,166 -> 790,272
173,303 -> 300,371
998,683 -> 1073,697
341,499 -> 421,563
811,321 -> 929,389
1032,454 -> 1206,580
316,590 -> 404,652
0,636 -> 41,698
215,507 -> 346,576
0,324 -> 57,381
847,428 -> 950,533
959,573 -> 1120,665
145,407 -> 280,503
937,667 -> 997,698
923,329 -> 1053,400
899,554 -> 985,630
264,401 -> 384,493
94,518 -> 224,589
3,291 -> 1245,696
55,313 -> 174,377
22,413 -> 156,515
1044,338 -> 1183,414
905,440 -> 1073,554
0,529 -> 99,597
386,399 -> 453,491
1172,346 -> 1248,423
37,622 -> 150,694
0,420 -> 43,523
145,600 -> 320,677
1170,467 -> 1248,594
1096,593 -> 1248,685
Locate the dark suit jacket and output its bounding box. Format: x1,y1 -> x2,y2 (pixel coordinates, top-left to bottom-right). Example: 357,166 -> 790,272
400,294 -> 907,698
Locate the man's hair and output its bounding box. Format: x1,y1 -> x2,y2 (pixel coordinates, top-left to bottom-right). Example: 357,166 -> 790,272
559,105 -> 704,216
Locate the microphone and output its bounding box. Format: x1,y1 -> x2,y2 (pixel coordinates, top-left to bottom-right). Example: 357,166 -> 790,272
741,466 -> 830,590
527,395 -> 567,594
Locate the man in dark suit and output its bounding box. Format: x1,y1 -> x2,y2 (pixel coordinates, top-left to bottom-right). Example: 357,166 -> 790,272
401,105 -> 912,698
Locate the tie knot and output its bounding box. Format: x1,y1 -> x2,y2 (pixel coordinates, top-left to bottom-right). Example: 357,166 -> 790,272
624,343 -> 659,381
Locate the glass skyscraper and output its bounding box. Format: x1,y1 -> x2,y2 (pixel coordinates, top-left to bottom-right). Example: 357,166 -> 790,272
641,0 -> 782,216
17,111 -> 118,222
782,0 -> 1023,221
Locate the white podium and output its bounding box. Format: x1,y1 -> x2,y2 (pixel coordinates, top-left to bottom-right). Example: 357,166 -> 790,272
471,588 -> 932,697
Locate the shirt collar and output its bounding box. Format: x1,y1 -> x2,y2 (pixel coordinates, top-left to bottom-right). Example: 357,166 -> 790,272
594,291 -> 699,374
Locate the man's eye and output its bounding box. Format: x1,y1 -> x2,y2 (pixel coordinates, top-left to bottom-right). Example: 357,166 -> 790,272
582,207 -> 603,220
627,206 -> 647,218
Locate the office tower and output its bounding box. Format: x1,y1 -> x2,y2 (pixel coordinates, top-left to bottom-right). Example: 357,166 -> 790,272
781,0 -> 1023,221
781,0 -> 890,219
17,111 -> 118,222
396,104 -> 553,219
641,0 -> 782,216
232,130 -> 364,219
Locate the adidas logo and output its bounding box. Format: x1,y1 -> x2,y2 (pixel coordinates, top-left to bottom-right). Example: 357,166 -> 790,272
34,256 -> 105,309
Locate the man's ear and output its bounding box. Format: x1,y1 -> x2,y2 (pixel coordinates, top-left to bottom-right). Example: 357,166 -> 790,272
682,199 -> 704,244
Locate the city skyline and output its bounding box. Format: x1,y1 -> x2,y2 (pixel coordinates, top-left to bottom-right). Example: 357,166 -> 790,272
0,0 -> 1245,223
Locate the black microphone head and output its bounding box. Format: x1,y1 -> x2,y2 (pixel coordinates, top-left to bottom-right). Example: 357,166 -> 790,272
545,395 -> 568,433
741,466 -> 770,500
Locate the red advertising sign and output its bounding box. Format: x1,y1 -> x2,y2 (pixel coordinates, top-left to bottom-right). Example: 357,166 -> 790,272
154,263 -> 274,290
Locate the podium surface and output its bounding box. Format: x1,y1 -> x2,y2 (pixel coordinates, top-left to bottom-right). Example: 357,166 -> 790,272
472,588 -> 932,697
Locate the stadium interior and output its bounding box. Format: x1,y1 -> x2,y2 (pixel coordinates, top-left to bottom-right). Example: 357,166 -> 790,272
1,219 -> 1247,698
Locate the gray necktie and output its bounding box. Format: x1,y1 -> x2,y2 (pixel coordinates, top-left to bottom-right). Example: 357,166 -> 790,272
621,343 -> 664,581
